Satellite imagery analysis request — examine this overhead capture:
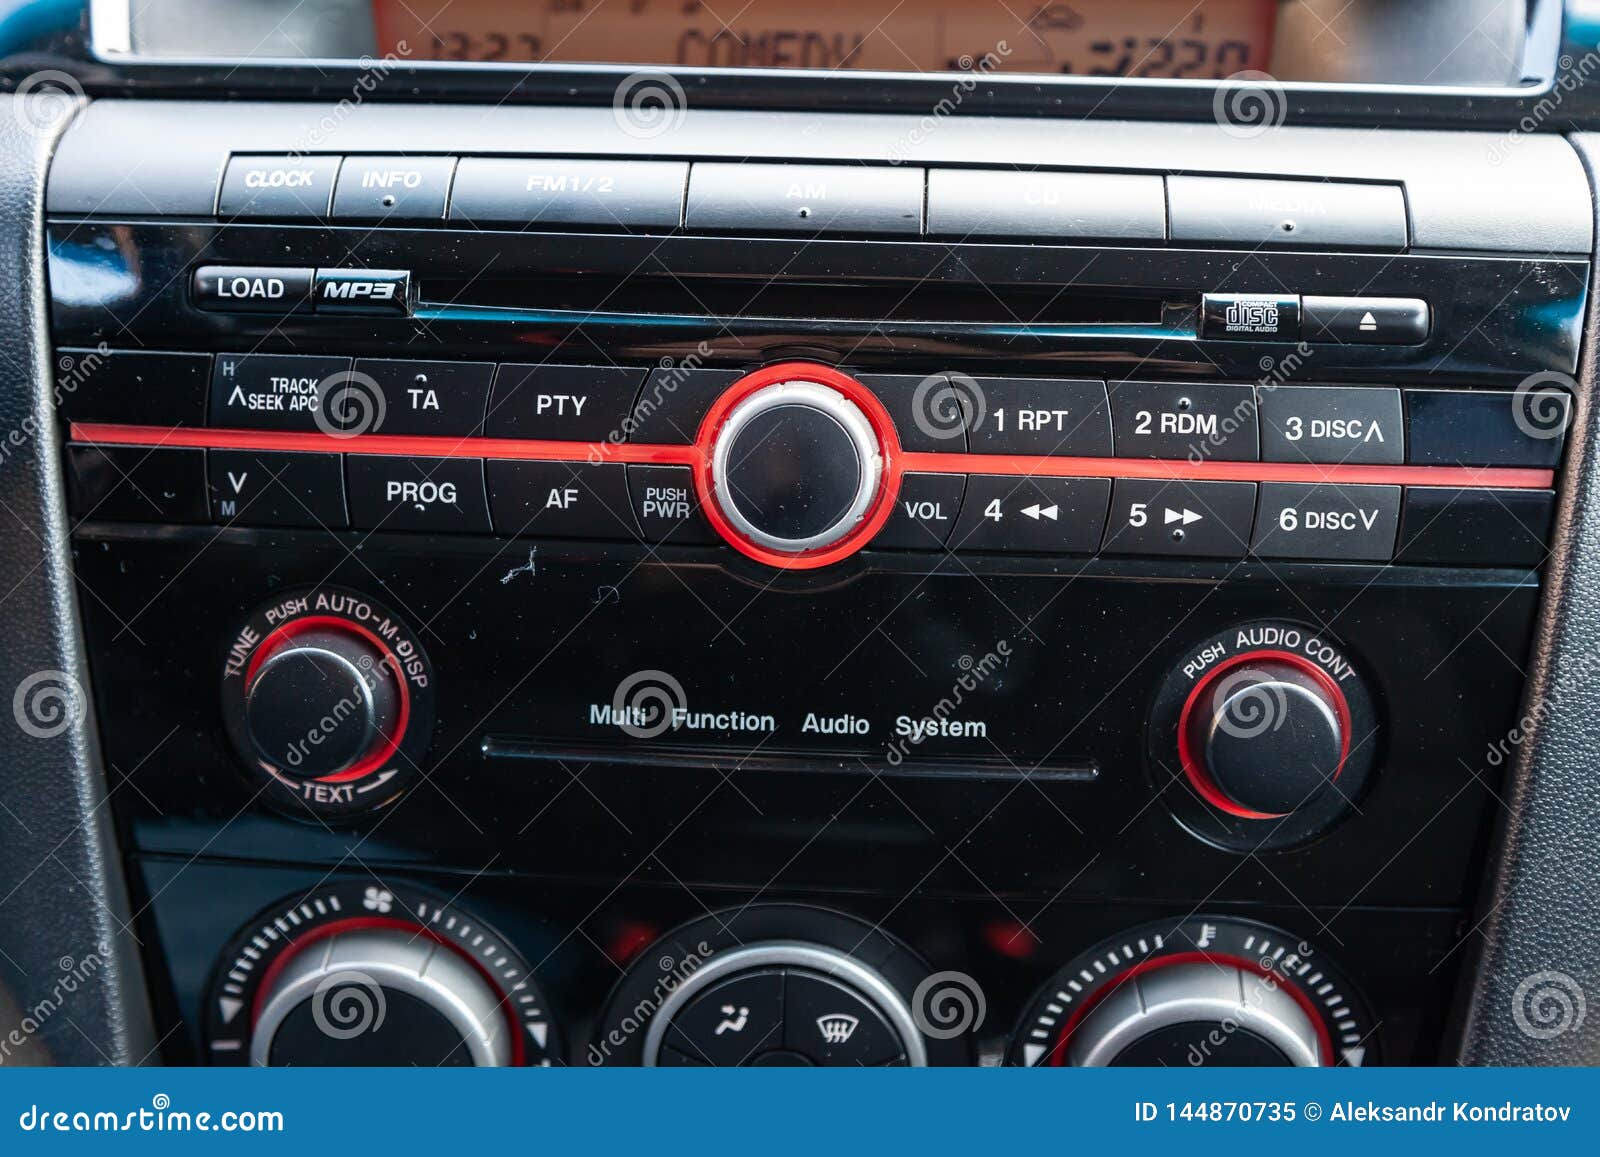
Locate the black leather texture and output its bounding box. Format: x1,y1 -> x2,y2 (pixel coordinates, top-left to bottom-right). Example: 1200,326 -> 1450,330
0,92 -> 154,1066
1456,134 -> 1600,1065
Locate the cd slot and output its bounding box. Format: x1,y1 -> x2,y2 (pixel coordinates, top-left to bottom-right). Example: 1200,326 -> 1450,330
424,276 -> 1169,327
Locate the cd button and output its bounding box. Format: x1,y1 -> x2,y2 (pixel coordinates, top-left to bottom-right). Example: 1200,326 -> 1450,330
487,364 -> 647,442
1258,386 -> 1404,465
626,464 -> 718,545
346,455 -> 490,533
351,359 -> 495,437
950,475 -> 1110,554
1102,479 -> 1256,559
873,473 -> 966,550
487,460 -> 637,540
1251,482 -> 1401,561
687,163 -> 923,235
209,353 -> 351,431
962,378 -> 1113,457
1109,381 -> 1258,461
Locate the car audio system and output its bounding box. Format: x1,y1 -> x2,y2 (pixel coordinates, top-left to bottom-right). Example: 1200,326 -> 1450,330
47,100 -> 1589,1066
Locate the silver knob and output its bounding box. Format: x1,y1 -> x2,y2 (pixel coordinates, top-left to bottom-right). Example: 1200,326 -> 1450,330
250,929 -> 513,1067
1067,961 -> 1323,1067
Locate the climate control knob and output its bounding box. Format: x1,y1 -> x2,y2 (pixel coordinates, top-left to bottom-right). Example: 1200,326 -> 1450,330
699,363 -> 897,568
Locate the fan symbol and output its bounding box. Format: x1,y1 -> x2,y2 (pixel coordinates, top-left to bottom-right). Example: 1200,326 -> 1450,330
815,1013 -> 860,1045
362,886 -> 394,914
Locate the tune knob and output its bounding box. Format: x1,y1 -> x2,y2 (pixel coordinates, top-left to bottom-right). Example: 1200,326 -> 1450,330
251,929 -> 511,1067
221,587 -> 435,818
1184,657 -> 1347,818
243,625 -> 400,779
700,364 -> 897,567
1065,961 -> 1322,1067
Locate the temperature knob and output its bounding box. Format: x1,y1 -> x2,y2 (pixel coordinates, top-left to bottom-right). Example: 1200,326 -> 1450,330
221,587 -> 435,818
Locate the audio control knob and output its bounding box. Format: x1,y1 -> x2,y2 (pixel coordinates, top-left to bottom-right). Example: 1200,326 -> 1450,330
1148,621 -> 1378,850
244,625 -> 400,780
221,587 -> 435,818
700,364 -> 897,568
1186,659 -> 1345,818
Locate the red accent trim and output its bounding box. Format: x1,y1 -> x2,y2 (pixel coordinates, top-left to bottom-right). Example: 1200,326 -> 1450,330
1174,649 -> 1353,820
1047,951 -> 1335,1068
69,423 -> 1556,490
244,615 -> 410,785
246,914 -> 527,1067
687,362 -> 903,570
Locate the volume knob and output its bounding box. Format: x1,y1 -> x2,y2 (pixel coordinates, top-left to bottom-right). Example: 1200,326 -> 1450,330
704,366 -> 891,564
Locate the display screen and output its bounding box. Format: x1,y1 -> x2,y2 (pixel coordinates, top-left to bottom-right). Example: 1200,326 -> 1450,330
373,0 -> 1276,77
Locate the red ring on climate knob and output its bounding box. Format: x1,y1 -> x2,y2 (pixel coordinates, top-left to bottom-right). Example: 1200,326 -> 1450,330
1174,649 -> 1352,820
692,362 -> 902,570
242,615 -> 410,784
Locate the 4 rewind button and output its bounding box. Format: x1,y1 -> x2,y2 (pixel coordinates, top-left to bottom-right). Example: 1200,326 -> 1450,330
950,475 -> 1110,554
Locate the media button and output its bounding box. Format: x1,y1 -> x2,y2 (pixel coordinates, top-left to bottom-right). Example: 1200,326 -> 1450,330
207,449 -> 347,528
487,460 -> 637,540
626,464 -> 717,545
950,475 -> 1110,554
346,455 -> 490,533
193,266 -> 313,314
686,163 -> 923,235
1101,479 -> 1256,559
351,359 -> 495,437
217,155 -> 339,219
487,364 -> 647,442
209,353 -> 350,431
962,378 -> 1113,457
1258,385 -> 1404,465
873,473 -> 966,550
1109,381 -> 1258,461
332,156 -> 455,222
1251,482 -> 1401,561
